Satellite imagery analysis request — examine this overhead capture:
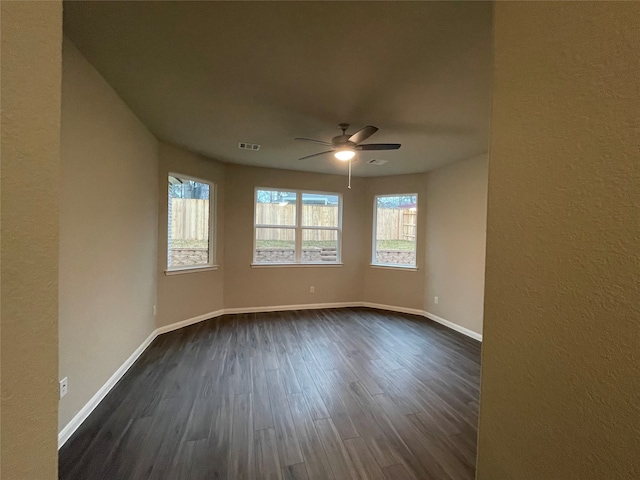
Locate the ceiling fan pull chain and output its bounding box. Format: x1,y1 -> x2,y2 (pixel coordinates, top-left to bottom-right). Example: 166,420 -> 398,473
348,159 -> 352,189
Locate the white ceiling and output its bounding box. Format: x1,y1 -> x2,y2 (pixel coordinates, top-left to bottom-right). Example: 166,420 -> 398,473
63,1 -> 493,177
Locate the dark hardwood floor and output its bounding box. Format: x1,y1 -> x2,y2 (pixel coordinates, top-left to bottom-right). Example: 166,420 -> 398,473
59,308 -> 481,480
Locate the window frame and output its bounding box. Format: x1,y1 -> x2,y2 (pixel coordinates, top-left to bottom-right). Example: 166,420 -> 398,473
253,187 -> 343,266
371,193 -> 418,269
166,172 -> 217,274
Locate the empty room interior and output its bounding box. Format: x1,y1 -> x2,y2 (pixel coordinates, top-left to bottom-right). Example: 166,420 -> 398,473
1,1 -> 638,480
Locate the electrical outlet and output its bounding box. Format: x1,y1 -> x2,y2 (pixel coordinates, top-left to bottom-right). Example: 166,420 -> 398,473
60,377 -> 68,399
434,296 -> 439,305
310,286 -> 315,294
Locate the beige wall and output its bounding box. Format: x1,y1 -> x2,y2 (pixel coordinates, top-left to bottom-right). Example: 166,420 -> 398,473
425,155 -> 487,334
59,39 -> 158,430
1,1 -> 62,477
158,161 -> 486,326
156,142 -> 225,327
477,3 -> 640,479
224,164 -> 367,309
362,174 -> 428,310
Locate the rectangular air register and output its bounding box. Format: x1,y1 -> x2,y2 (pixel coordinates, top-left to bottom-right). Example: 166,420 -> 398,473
238,142 -> 260,151
367,159 -> 388,165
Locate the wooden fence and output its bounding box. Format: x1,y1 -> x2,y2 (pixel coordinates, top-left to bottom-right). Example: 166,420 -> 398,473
170,199 -> 209,240
255,204 -> 338,241
376,208 -> 417,241
171,199 -> 416,241
255,204 -> 338,227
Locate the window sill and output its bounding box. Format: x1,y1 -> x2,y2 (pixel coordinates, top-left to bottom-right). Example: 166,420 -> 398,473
165,265 -> 219,275
370,263 -> 418,272
251,263 -> 343,268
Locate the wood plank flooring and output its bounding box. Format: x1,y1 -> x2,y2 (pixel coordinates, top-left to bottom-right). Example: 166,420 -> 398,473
59,308 -> 481,480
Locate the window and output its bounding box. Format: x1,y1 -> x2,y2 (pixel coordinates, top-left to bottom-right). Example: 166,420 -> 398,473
254,188 -> 342,265
372,194 -> 417,267
167,174 -> 215,271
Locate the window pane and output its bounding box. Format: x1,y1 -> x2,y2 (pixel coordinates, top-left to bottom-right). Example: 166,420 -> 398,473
375,194 -> 417,266
302,193 -> 340,227
168,176 -> 211,268
255,190 -> 297,226
255,228 -> 296,263
302,229 -> 338,263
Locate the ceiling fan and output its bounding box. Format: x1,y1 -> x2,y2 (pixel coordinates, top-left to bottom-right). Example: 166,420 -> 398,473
295,123 -> 401,162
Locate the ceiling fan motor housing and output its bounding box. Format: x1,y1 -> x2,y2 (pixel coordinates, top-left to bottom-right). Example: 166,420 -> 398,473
332,135 -> 355,147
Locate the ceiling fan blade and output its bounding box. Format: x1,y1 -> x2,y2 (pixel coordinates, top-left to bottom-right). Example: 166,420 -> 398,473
348,125 -> 379,145
295,137 -> 333,146
298,150 -> 334,160
356,143 -> 401,151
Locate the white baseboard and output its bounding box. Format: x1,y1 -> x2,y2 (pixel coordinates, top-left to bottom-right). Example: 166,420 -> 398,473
57,329 -> 157,449
360,302 -> 425,317
223,302 -> 356,315
423,310 -> 483,341
58,301 -> 480,449
155,308 -> 226,335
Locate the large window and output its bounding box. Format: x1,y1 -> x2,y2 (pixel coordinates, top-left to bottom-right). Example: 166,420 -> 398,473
372,194 -> 417,267
254,189 -> 341,264
167,174 -> 215,271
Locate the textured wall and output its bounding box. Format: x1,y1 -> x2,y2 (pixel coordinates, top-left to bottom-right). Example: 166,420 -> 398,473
59,39 -> 158,430
477,3 -> 640,479
0,1 -> 62,477
425,155 -> 488,334
156,143 -> 225,327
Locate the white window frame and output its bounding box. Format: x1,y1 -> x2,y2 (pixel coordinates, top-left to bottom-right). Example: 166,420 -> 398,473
253,187 -> 343,266
165,172 -> 217,274
371,193 -> 418,269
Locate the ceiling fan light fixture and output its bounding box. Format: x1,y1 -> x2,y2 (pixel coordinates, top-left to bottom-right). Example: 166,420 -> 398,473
334,149 -> 355,161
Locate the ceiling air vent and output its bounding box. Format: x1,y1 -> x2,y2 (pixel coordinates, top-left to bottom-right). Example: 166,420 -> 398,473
238,142 -> 260,151
367,159 -> 388,166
